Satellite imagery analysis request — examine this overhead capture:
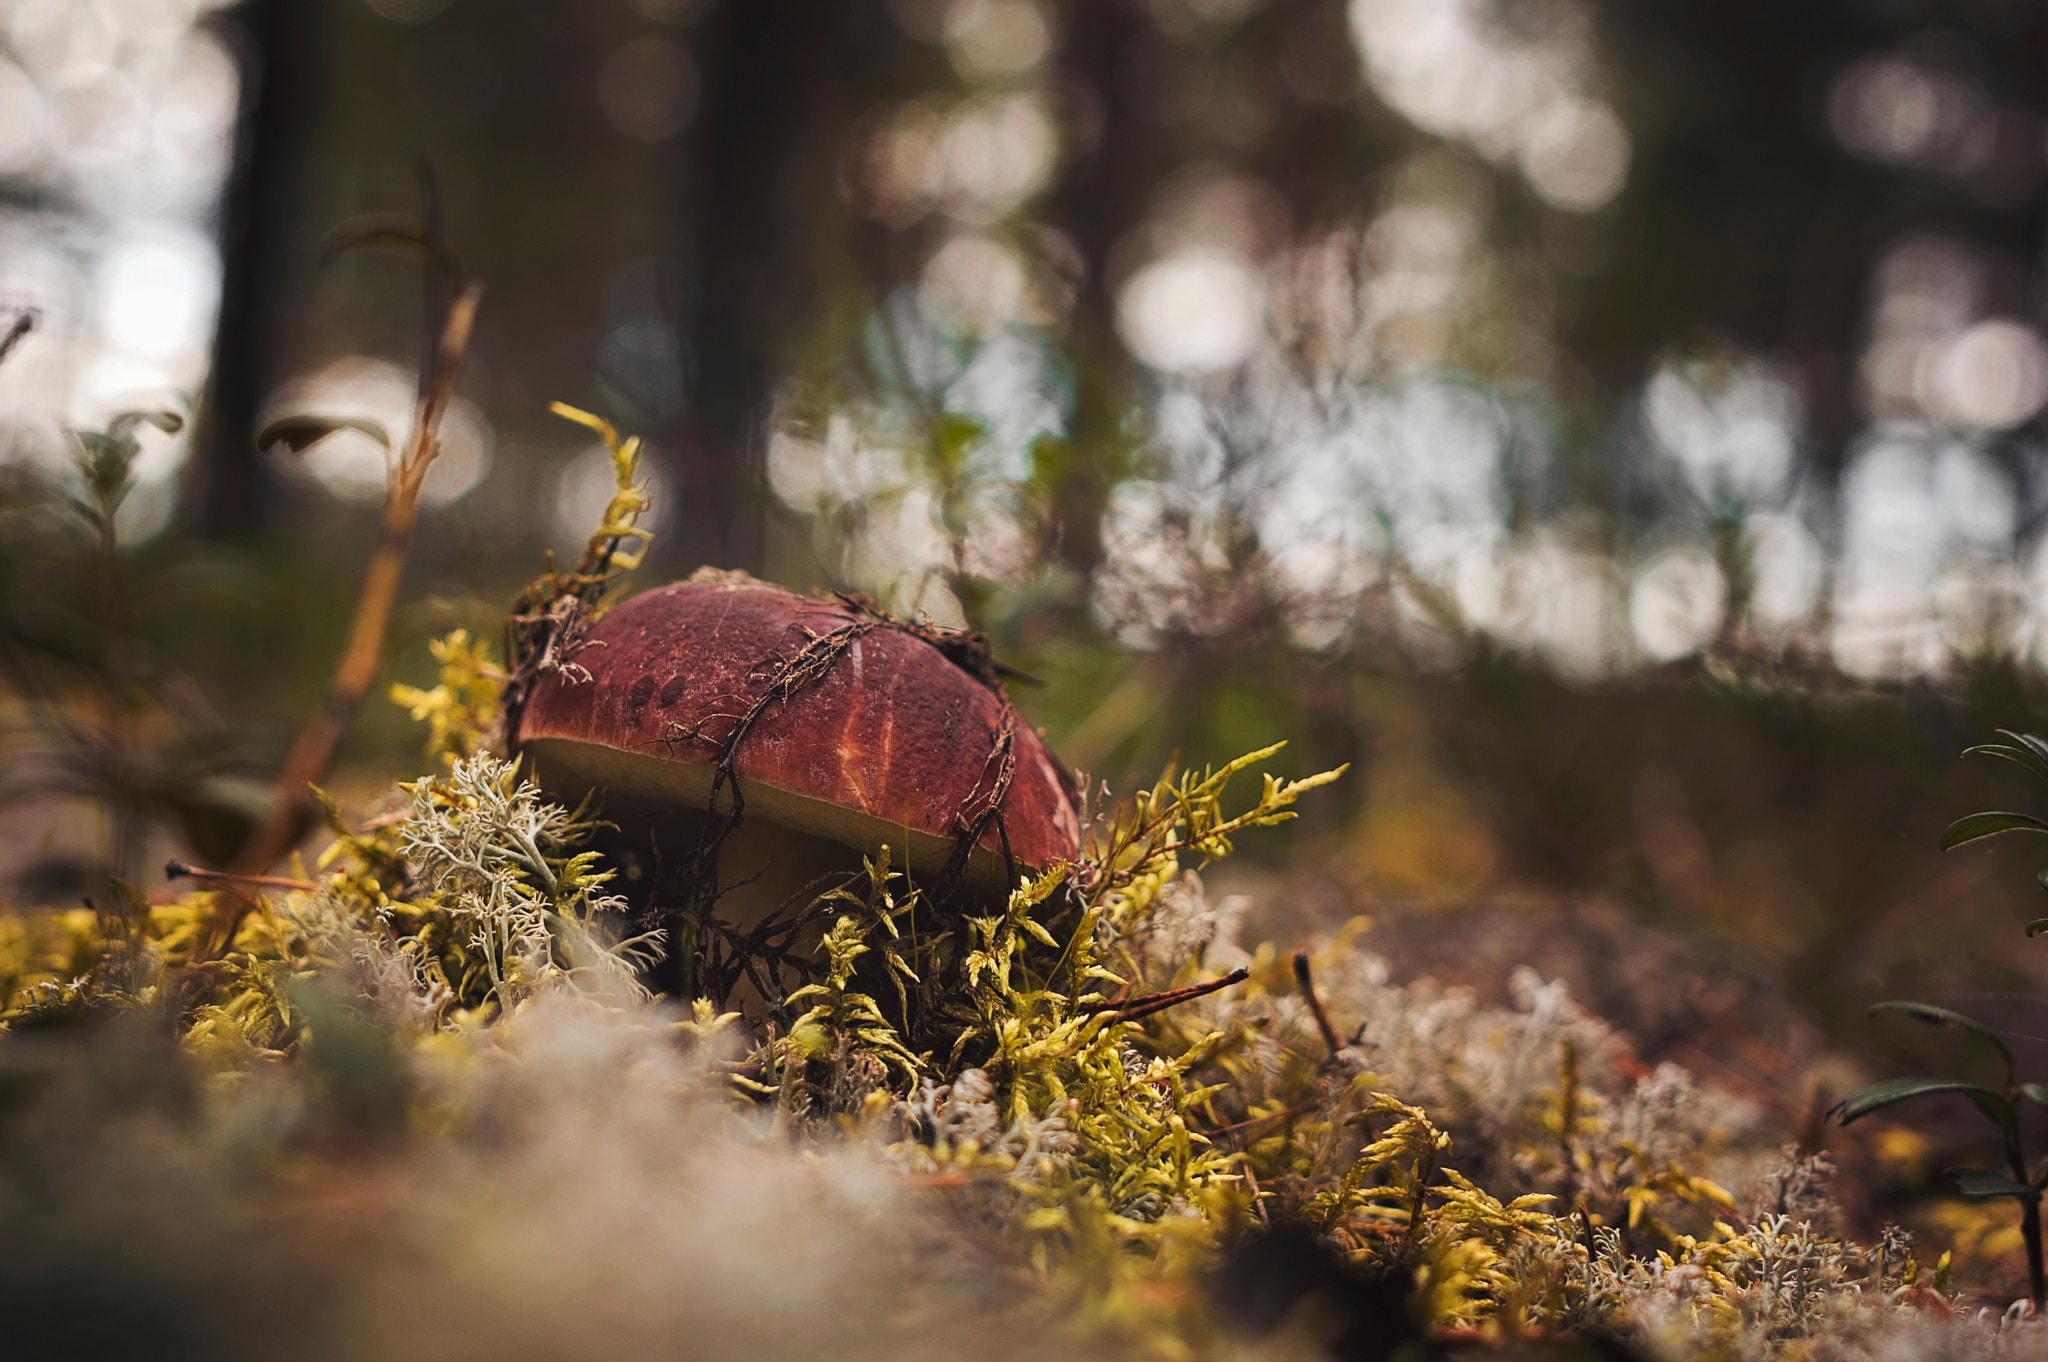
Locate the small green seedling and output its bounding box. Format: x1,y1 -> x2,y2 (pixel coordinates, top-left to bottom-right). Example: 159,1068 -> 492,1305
1832,1001 -> 2046,1309
1833,730 -> 2048,1311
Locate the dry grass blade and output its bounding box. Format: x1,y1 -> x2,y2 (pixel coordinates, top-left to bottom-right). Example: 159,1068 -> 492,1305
0,307 -> 37,367
164,858 -> 320,893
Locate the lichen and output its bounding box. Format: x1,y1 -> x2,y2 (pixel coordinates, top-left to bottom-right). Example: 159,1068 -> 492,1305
0,413 -> 2035,1361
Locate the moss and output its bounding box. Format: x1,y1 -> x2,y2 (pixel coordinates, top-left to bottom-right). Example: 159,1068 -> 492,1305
4,721 -> 2003,1359
0,413 -> 2029,1361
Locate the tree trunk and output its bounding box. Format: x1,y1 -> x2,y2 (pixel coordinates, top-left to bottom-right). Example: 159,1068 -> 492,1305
193,0 -> 311,539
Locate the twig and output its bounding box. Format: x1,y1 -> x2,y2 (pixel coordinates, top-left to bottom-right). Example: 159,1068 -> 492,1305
1292,948 -> 1344,1058
1202,1101 -> 1317,1143
165,858 -> 319,893
230,279 -> 482,885
1243,1161 -> 1273,1228
181,278 -> 482,978
0,307 -> 37,367
1083,967 -> 1250,1023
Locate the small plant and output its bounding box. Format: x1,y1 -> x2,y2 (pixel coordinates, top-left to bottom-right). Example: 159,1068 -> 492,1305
0,408 -> 277,898
1832,1003 -> 2046,1309
1831,729 -> 2048,1311
1,379 -> 2001,1358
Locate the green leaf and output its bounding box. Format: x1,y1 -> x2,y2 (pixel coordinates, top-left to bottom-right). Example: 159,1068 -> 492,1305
928,411 -> 987,475
1964,735 -> 2048,788
1830,1077 -> 2011,1127
2019,1083 -> 2048,1113
70,432 -> 137,520
258,415 -> 393,457
1941,811 -> 2048,851
2015,731 -> 2048,770
2027,916 -> 2048,937
1948,1168 -> 2042,1202
1868,1001 -> 2015,1077
549,401 -> 619,446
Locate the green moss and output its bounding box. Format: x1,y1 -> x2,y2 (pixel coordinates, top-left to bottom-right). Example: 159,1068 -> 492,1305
0,413 -> 2017,1361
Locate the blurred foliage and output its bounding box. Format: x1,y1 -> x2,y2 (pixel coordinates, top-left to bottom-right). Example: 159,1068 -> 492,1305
0,706 -> 1950,1354
1830,733 -> 2048,1313
0,411 -> 274,893
0,703 -> 2015,1357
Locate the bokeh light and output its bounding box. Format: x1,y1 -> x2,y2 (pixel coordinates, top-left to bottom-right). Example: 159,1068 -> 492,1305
97,223 -> 219,365
1642,355 -> 1800,509
1630,547 -> 1725,662
1349,0 -> 1629,213
944,0 -> 1054,84
2,0 -> 2041,688
1743,513 -> 1826,634
1517,98 -> 1630,213
263,358 -> 493,508
1922,320 -> 2048,430
0,0 -> 240,540
1116,249 -> 1265,374
1827,48 -> 1995,180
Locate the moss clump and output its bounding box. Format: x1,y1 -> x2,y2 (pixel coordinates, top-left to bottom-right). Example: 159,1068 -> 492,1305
0,412 -> 2031,1361
0,707 -> 2007,1359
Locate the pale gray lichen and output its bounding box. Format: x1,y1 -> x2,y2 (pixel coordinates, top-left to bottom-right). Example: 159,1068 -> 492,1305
401,753 -> 662,1009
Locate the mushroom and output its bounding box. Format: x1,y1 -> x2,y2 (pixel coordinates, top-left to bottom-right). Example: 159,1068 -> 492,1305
512,570 -> 1082,897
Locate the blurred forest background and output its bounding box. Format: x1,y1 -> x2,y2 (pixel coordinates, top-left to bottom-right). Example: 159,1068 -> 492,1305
5,0 -> 2048,1124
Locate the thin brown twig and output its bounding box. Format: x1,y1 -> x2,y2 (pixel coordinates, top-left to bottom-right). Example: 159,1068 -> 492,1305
1242,1161 -> 1273,1228
1202,1101 -> 1317,1143
0,307 -> 37,367
229,280 -> 482,886
1292,947 -> 1344,1058
1083,966 -> 1250,1023
165,858 -> 320,893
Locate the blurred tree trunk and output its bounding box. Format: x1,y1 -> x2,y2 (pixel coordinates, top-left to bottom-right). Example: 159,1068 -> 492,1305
669,0 -> 850,575
194,0 -> 308,539
1038,0 -> 1154,590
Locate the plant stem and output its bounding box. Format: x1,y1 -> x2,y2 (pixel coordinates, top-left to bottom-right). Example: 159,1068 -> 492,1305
0,307 -> 36,367
230,281 -> 481,882
1292,947 -> 1344,1057
2027,1200 -> 2044,1314
2000,1115 -> 2044,1310
189,281 -> 481,971
1085,967 -> 1249,1022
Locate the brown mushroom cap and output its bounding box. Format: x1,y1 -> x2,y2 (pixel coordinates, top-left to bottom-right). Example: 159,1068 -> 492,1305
514,573 -> 1082,883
